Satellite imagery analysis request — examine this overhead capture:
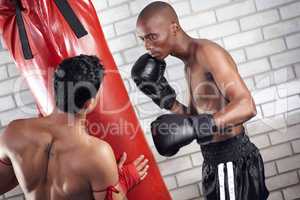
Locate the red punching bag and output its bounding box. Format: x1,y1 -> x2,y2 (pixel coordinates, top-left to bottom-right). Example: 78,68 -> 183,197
0,0 -> 171,199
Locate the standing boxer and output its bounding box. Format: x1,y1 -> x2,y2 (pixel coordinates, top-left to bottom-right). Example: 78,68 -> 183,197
0,55 -> 149,200
132,1 -> 269,199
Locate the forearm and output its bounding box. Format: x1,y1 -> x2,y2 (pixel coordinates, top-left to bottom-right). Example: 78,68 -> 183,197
213,98 -> 256,131
170,100 -> 189,114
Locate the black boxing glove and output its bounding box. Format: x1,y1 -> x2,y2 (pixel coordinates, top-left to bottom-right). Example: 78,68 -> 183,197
131,53 -> 176,110
151,114 -> 217,156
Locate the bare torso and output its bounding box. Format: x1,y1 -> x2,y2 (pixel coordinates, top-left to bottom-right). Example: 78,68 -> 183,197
184,39 -> 243,142
6,117 -> 111,200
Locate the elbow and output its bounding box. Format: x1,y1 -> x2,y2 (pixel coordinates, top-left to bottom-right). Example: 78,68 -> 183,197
245,97 -> 257,120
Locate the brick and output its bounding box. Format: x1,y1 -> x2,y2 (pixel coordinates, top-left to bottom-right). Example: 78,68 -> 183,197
264,162 -> 277,177
0,66 -> 8,80
170,184 -> 199,200
286,33 -> 300,49
246,115 -> 286,136
113,53 -> 124,66
252,86 -> 277,104
266,171 -> 299,191
198,21 -> 240,40
294,139 -> 300,153
123,46 -> 145,63
270,124 -> 300,145
255,0 -> 295,10
245,39 -> 286,60
191,152 -> 204,166
172,1 -> 191,17
165,56 -> 181,66
180,11 -> 216,31
280,1 -> 300,19
115,16 -> 137,36
172,141 -> 201,159
295,63 -> 300,78
0,107 -> 37,126
159,156 -> 192,176
254,72 -> 273,89
137,101 -> 163,119
216,0 -> 256,21
244,78 -> 255,91
102,25 -> 115,40
0,77 -> 28,96
7,63 -> 20,77
224,29 -> 263,50
151,146 -> 167,163
91,0 -> 107,11
270,48 -> 300,69
263,17 -> 300,39
262,95 -> 300,117
4,186 -> 23,197
4,195 -> 24,200
268,191 -> 283,200
249,134 -> 270,149
274,66 -> 295,84
166,65 -> 185,81
286,109 -> 300,125
108,0 -> 127,6
260,143 -> 292,162
276,154 -> 300,173
100,4 -> 130,25
0,96 -> 15,112
107,34 -> 136,53
14,90 -> 35,107
0,51 -> 13,65
190,0 -> 231,12
176,167 -> 202,187
229,49 -> 246,64
129,0 -> 149,15
163,176 -> 177,190
237,58 -> 270,77
240,10 -> 280,31
283,185 -> 300,200
277,80 -> 300,98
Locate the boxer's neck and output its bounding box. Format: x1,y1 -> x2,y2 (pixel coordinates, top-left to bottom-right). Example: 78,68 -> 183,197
170,32 -> 194,62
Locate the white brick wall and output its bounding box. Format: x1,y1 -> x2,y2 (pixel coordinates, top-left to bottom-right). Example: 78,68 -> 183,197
1,0 -> 300,199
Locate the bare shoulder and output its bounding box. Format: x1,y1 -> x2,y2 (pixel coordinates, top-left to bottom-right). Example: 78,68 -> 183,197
82,137 -> 119,190
0,118 -> 41,151
195,39 -> 236,71
195,39 -> 227,57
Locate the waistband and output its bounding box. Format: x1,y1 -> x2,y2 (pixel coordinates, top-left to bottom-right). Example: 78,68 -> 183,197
201,132 -> 257,165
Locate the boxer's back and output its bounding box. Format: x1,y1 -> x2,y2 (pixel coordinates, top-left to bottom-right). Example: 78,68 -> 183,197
6,117 -> 102,200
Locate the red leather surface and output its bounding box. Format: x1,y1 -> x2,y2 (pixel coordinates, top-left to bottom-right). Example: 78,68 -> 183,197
0,0 -> 171,199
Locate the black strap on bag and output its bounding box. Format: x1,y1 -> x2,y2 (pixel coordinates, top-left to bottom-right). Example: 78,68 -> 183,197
14,0 -> 33,59
54,0 -> 88,38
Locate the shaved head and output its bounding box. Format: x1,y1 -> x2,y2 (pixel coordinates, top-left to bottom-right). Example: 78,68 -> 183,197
136,1 -> 183,60
137,1 -> 179,25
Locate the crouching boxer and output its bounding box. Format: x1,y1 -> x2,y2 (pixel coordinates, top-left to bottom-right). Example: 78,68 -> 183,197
0,55 -> 149,200
132,1 -> 269,199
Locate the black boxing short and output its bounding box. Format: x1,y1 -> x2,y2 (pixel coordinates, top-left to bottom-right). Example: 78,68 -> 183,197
200,131 -> 269,200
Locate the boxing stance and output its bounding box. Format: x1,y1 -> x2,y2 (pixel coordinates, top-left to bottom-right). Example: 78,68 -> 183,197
132,1 -> 269,199
0,55 -> 149,200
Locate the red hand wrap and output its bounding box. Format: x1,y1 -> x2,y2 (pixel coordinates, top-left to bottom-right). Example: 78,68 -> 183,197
118,163 -> 140,194
104,186 -> 119,200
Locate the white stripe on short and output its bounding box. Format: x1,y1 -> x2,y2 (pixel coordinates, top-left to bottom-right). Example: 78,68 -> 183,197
218,162 -> 236,200
218,163 -> 225,200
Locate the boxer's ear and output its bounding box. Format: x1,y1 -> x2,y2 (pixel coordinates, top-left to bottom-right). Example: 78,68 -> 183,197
170,22 -> 180,36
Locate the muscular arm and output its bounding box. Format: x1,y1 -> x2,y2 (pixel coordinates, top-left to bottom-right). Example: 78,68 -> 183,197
201,43 -> 256,131
0,124 -> 19,194
88,140 -> 127,200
